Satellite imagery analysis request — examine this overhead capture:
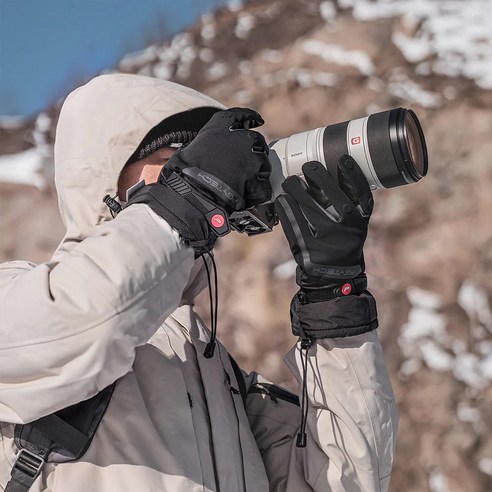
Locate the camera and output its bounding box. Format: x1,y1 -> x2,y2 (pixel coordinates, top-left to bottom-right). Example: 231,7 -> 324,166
229,107 -> 428,235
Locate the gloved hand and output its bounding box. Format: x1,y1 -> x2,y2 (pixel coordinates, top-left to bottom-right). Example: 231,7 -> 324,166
275,155 -> 378,339
167,107 -> 272,212
276,155 -> 373,289
126,107 -> 272,257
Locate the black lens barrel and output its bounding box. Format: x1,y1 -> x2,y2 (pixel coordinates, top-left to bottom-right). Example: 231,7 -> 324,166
322,121 -> 349,180
322,107 -> 428,189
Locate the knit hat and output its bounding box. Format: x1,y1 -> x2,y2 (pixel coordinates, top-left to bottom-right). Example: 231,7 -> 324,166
126,106 -> 221,165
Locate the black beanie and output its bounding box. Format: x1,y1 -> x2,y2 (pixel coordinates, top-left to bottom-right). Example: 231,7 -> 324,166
126,106 -> 221,165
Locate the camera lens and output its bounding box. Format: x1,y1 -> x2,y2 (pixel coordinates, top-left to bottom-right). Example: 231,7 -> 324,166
403,110 -> 427,177
321,107 -> 428,189
267,107 -> 428,198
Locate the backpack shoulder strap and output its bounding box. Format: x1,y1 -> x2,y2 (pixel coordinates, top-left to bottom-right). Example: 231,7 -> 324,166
6,382 -> 116,492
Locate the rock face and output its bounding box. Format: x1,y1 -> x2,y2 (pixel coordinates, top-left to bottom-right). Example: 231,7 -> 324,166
1,1 -> 491,490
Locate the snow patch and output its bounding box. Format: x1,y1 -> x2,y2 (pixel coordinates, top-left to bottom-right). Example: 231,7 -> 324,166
120,45 -> 158,72
457,403 -> 481,423
261,50 -> 283,64
0,115 -> 28,130
227,0 -> 243,12
201,13 -> 216,42
235,13 -> 256,40
407,286 -> 442,310
453,353 -> 487,390
319,1 -> 337,23
302,40 -> 374,76
342,0 -> 492,90
429,469 -> 449,492
478,458 -> 492,476
207,61 -> 229,81
258,68 -> 337,89
273,259 -> 297,281
0,148 -> 46,189
458,281 -> 492,332
199,48 -> 214,63
420,341 -> 454,372
388,72 -> 442,108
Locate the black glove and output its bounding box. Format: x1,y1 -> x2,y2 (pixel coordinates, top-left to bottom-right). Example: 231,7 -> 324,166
167,107 -> 272,213
275,155 -> 378,339
126,108 -> 272,257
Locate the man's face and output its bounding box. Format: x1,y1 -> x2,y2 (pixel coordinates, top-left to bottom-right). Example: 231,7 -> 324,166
117,146 -> 177,200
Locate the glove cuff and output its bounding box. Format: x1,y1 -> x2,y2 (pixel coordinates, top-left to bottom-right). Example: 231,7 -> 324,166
290,287 -> 378,339
126,174 -> 229,257
299,274 -> 368,302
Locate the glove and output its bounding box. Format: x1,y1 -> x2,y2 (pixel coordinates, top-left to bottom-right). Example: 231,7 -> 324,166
167,107 -> 272,212
275,155 -> 378,339
127,107 -> 272,257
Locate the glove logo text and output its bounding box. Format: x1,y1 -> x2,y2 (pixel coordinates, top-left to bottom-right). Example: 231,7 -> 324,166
198,172 -> 239,203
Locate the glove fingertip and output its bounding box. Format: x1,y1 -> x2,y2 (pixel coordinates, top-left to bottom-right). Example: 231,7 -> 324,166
281,175 -> 303,193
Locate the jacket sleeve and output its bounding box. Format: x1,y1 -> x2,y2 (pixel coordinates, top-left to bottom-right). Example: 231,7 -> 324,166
0,204 -> 195,424
244,330 -> 399,492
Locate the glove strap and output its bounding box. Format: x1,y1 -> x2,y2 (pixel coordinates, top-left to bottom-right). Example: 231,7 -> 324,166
163,170 -> 230,237
299,275 -> 368,304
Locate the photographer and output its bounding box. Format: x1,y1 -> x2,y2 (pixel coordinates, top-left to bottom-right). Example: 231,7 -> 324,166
0,74 -> 398,492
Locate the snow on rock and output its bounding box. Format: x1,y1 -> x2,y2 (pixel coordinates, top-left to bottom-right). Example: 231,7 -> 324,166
407,286 -> 442,310
0,116 -> 28,130
340,0 -> 492,90
199,48 -> 214,63
261,50 -> 283,63
200,13 -> 216,42
478,458 -> 492,477
227,0 -> 243,12
453,353 -> 488,390
457,403 -> 481,423
235,12 -> 256,40
302,39 -> 375,76
399,284 -> 492,389
319,1 -> 337,23
388,71 -> 442,108
420,340 -> 454,372
458,281 -> 492,332
119,45 -> 158,72
0,148 -> 46,189
206,61 -> 229,81
272,259 -> 297,281
429,469 -> 449,492
258,68 -> 337,89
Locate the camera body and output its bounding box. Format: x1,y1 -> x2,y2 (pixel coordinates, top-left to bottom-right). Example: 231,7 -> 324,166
230,107 -> 428,235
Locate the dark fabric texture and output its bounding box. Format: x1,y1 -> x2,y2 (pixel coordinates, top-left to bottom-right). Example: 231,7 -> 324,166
126,107 -> 221,164
127,182 -> 217,256
290,290 -> 378,339
275,155 -> 374,289
166,107 -> 272,212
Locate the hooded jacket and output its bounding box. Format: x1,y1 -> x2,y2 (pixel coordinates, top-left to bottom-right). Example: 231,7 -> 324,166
0,74 -> 398,492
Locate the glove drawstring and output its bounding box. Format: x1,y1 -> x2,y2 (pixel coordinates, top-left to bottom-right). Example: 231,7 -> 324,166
296,336 -> 313,447
203,252 -> 219,358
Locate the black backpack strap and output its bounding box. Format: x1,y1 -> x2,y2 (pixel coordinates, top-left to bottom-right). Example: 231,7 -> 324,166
6,382 -> 116,492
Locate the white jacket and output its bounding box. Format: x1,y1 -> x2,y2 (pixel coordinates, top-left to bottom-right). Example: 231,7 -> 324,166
0,74 -> 398,491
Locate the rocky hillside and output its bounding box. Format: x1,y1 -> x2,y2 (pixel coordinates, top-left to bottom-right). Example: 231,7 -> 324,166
1,1 -> 492,490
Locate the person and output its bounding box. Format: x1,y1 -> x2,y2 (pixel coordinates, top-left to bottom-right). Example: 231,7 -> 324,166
0,73 -> 398,492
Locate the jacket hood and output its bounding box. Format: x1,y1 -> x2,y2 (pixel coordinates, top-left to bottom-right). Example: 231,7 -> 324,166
53,73 -> 225,300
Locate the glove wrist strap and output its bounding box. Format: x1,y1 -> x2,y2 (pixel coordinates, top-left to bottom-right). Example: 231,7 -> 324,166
299,274 -> 367,304
162,170 -> 230,237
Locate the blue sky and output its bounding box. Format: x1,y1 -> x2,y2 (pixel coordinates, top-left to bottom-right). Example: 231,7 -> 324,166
0,0 -> 230,117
